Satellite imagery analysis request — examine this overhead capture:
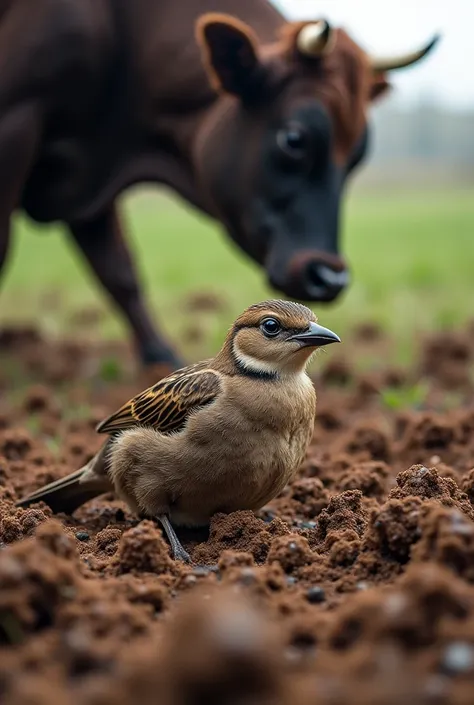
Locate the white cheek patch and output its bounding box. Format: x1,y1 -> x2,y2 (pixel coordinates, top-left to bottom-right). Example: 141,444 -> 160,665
233,341 -> 278,376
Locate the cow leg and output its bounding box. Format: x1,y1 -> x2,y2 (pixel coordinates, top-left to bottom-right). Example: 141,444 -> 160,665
0,104 -> 41,288
0,229 -> 9,281
68,208 -> 183,367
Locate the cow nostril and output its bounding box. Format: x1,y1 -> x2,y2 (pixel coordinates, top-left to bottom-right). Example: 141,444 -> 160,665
305,263 -> 349,299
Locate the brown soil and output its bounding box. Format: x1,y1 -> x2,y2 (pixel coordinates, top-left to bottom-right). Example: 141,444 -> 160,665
1,320 -> 474,704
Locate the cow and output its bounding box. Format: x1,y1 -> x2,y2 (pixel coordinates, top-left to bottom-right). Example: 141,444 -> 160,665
0,0 -> 438,367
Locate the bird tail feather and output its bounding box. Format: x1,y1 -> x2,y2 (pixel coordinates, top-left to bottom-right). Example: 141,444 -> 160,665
16,454 -> 110,515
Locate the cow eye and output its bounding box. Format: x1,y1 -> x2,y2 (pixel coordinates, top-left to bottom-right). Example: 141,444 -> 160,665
277,123 -> 309,159
261,318 -> 281,337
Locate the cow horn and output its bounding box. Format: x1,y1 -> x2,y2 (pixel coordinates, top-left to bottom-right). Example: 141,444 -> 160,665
296,20 -> 334,57
371,34 -> 440,73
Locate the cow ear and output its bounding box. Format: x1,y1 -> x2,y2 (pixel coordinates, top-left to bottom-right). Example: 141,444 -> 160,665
370,73 -> 391,101
196,13 -> 265,101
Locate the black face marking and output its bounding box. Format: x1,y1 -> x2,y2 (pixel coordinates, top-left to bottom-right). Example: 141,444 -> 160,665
232,355 -> 278,381
229,324 -> 278,381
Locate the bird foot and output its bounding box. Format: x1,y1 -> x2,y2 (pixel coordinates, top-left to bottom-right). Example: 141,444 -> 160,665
172,545 -> 192,563
157,514 -> 193,563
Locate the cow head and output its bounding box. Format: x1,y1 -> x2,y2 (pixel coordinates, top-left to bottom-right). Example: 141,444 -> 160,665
193,14 -> 438,302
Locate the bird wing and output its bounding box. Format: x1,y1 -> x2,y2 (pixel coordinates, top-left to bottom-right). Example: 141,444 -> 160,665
96,361 -> 222,435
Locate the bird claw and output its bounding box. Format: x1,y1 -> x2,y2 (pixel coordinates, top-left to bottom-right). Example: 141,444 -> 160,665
172,545 -> 192,563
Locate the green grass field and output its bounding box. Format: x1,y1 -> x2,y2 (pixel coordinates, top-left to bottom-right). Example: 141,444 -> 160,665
1,185 -> 473,362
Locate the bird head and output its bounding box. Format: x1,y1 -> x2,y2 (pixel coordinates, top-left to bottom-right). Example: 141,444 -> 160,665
220,299 -> 340,378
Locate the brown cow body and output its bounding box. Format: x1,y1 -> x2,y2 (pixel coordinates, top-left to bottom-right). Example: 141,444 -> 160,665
0,0 -> 438,365
21,0 -> 281,224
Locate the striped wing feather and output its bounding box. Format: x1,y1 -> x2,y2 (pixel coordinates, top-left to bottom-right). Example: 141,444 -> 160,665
96,362 -> 221,435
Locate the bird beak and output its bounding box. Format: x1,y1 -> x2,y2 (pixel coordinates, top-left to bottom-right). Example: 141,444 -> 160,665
289,322 -> 341,347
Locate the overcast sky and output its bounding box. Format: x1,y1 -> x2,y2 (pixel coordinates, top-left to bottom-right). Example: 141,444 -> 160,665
275,0 -> 472,109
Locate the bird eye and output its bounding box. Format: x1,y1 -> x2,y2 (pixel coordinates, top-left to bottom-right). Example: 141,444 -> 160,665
276,122 -> 309,159
261,318 -> 281,337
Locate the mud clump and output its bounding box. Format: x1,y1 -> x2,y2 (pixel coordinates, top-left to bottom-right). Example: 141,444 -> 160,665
340,423 -> 392,463
115,521 -> 176,575
420,330 -> 473,388
366,496 -> 423,560
335,460 -> 390,499
390,464 -> 474,519
0,521 -> 79,643
412,505 -> 474,581
0,430 -> 33,461
1,322 -> 474,704
119,587 -> 287,705
193,511 -> 289,565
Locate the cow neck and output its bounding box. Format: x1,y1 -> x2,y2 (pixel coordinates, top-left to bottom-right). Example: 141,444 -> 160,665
114,0 -> 284,215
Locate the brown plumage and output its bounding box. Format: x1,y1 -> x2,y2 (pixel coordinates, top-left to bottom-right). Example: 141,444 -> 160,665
17,300 -> 340,561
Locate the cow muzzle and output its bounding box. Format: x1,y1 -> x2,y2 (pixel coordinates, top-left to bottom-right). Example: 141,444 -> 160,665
269,250 -> 350,303
304,260 -> 350,301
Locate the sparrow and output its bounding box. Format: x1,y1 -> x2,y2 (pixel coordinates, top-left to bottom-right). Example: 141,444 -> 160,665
17,300 -> 340,562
